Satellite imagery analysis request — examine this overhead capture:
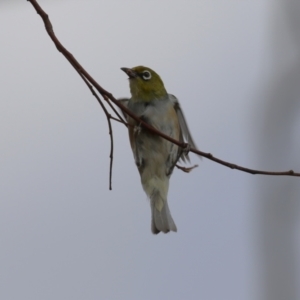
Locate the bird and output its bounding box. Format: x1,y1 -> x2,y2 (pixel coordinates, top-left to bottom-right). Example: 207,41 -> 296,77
119,66 -> 198,234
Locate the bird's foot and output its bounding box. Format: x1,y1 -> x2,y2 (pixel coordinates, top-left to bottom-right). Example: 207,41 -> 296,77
134,123 -> 142,135
176,164 -> 198,173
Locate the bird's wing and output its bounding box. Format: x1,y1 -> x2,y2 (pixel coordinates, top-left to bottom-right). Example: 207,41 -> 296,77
168,94 -> 200,162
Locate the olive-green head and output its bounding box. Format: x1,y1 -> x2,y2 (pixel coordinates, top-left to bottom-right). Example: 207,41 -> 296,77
121,66 -> 168,102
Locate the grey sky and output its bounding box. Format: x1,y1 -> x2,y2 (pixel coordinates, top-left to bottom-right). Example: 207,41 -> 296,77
0,1 -> 299,299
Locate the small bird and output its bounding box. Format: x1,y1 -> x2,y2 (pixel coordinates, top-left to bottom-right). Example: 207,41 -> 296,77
120,66 -> 198,234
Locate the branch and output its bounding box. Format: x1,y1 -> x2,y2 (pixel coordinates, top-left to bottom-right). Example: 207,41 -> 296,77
27,0 -> 300,178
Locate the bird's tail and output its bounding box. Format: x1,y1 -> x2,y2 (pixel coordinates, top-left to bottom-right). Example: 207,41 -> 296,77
150,189 -> 177,234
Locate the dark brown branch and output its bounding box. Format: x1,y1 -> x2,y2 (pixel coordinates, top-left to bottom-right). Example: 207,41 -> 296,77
27,0 -> 300,178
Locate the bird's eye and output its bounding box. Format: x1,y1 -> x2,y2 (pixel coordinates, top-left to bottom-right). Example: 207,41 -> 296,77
142,70 -> 152,80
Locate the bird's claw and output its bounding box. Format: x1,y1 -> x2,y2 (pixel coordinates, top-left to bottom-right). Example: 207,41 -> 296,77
176,164 -> 198,173
134,123 -> 142,135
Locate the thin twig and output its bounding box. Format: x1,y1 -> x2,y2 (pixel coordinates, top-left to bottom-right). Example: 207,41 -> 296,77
110,116 -> 127,124
27,0 -> 300,178
78,73 -> 114,190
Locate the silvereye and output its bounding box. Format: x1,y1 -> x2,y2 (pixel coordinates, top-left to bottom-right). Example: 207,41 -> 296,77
120,66 -> 198,234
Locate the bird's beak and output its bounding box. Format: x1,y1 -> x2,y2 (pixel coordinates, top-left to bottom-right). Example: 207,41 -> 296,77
121,67 -> 137,79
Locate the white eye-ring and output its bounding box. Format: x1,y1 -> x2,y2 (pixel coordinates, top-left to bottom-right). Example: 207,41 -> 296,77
142,70 -> 152,80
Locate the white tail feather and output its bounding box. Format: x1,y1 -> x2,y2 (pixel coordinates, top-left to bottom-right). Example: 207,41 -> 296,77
150,190 -> 177,234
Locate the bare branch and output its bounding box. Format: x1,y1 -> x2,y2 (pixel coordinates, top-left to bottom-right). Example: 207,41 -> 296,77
27,0 -> 300,178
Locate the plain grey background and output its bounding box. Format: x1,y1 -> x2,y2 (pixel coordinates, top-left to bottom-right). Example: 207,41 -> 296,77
0,1 -> 299,299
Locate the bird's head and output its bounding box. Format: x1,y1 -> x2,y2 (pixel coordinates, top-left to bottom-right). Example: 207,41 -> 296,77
121,66 -> 167,102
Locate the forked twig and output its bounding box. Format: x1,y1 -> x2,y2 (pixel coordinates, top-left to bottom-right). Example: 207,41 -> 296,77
77,72 -> 114,190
